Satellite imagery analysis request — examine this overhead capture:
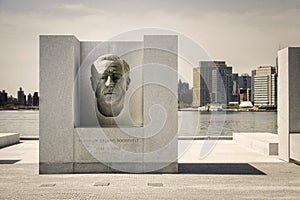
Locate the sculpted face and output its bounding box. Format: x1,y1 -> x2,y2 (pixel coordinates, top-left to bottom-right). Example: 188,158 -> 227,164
91,55 -> 130,117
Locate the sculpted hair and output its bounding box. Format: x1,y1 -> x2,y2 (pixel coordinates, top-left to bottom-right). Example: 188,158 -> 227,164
90,54 -> 131,91
100,55 -> 130,74
100,55 -> 131,89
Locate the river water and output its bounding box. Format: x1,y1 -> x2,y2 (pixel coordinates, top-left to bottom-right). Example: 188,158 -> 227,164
0,110 -> 277,136
0,110 -> 39,137
178,111 -> 277,136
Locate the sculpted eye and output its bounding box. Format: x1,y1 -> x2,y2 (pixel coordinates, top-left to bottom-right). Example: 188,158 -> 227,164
113,74 -> 122,79
113,77 -> 120,81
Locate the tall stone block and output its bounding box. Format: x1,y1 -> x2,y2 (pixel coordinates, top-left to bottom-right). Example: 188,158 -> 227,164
39,36 -> 80,173
143,35 -> 178,172
278,47 -> 300,163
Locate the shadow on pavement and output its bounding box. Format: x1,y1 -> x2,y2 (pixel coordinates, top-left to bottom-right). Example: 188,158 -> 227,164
178,163 -> 266,175
0,160 -> 20,164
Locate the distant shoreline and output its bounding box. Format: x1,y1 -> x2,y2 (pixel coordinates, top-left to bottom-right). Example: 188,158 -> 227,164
0,107 -> 39,111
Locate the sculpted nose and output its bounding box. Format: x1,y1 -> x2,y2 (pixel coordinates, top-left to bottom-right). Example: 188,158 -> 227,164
105,76 -> 113,87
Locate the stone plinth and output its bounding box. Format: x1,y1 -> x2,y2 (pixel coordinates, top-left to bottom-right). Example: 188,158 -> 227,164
233,133 -> 278,156
0,133 -> 19,148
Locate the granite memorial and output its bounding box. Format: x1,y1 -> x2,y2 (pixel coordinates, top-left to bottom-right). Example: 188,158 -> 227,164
39,34 -> 178,173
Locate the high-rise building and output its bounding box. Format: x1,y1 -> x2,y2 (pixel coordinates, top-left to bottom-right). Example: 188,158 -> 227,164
252,66 -> 277,106
178,79 -> 189,94
198,63 -> 213,106
238,73 -> 251,102
238,73 -> 251,89
17,87 -> 25,105
0,90 -> 8,106
0,91 -> 2,106
231,73 -> 239,103
212,65 -> 233,103
192,68 -> 201,107
251,70 -> 256,103
239,88 -> 251,102
33,92 -> 39,106
7,95 -> 17,104
27,93 -> 33,106
24,95 -> 27,106
178,80 -> 192,108
193,61 -> 234,106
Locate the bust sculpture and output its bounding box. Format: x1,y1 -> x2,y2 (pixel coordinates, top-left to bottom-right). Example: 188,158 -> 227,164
91,54 -> 131,117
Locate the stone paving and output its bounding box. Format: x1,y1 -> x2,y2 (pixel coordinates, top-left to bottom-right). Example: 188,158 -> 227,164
0,140 -> 300,199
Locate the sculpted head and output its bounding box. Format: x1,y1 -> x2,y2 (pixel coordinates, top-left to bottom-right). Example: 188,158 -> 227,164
91,54 -> 131,117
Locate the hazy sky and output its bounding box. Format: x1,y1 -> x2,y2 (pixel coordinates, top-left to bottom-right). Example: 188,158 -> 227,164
1,0 -> 300,96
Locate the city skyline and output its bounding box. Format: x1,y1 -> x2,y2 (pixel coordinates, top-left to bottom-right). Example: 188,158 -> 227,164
0,87 -> 39,109
1,0 -> 300,95
0,87 -> 38,99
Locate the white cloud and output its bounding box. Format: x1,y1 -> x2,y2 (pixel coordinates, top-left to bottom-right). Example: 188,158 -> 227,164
55,3 -> 106,15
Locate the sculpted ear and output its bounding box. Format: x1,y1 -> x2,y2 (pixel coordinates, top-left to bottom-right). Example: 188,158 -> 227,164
90,64 -> 100,92
122,60 -> 131,90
